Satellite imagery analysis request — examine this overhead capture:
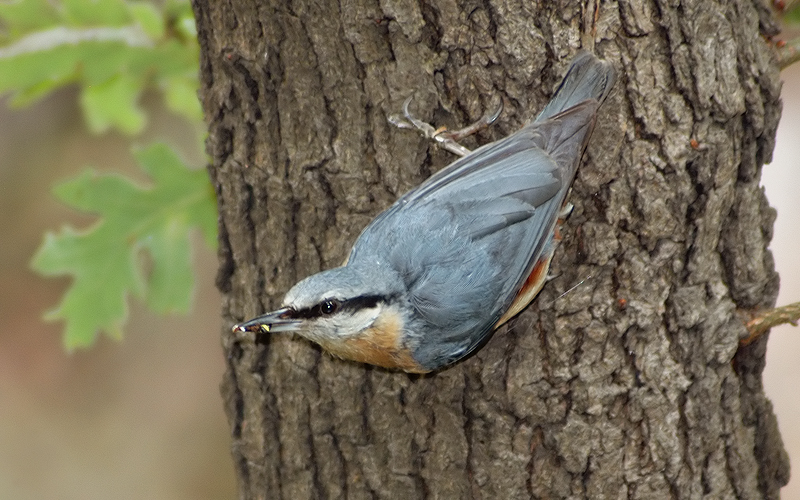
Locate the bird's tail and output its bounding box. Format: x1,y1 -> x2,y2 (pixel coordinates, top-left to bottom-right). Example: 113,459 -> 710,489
535,52 -> 616,122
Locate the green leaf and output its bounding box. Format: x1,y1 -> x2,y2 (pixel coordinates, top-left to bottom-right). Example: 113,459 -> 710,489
81,73 -> 146,134
128,2 -> 166,40
7,78 -> 64,107
173,14 -> 197,40
61,0 -> 129,27
0,0 -> 200,134
164,0 -> 197,38
0,29 -> 154,106
162,75 -> 202,121
142,217 -> 193,313
0,0 -> 60,38
31,143 -> 217,350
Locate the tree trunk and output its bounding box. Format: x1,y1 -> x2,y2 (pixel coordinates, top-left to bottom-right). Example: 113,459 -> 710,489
192,0 -> 790,498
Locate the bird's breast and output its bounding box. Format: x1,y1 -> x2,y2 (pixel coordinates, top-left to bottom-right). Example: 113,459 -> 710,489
315,307 -> 428,373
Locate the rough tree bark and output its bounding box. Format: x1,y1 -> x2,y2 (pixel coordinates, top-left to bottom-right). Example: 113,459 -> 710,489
192,0 -> 790,498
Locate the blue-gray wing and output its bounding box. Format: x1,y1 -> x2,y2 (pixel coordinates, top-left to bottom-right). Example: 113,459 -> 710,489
384,100 -> 600,299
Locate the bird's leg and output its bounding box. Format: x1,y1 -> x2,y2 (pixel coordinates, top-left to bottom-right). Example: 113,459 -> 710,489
388,96 -> 503,157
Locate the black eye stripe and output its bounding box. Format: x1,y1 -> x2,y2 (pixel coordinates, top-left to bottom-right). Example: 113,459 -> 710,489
287,295 -> 386,320
342,295 -> 382,311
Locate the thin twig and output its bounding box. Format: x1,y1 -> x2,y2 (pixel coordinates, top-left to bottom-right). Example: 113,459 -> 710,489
740,301 -> 800,346
0,26 -> 152,59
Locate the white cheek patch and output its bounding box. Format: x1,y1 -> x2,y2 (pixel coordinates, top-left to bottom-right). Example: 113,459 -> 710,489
332,306 -> 381,337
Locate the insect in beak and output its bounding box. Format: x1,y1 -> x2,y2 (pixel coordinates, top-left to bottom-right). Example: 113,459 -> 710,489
232,307 -> 300,334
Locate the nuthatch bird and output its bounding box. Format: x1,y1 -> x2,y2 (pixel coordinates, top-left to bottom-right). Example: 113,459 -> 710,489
234,52 -> 616,373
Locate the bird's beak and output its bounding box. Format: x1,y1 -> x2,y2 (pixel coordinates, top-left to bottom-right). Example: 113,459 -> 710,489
232,307 -> 301,334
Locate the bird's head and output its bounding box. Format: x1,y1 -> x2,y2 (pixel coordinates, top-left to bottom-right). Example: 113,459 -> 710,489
232,266 -> 428,372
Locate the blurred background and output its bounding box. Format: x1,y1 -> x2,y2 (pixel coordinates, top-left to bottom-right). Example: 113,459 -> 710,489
762,61 -> 800,499
0,89 -> 236,498
0,60 -> 798,500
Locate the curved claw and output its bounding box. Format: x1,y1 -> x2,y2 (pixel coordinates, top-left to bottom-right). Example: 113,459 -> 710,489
388,95 -> 504,158
401,96 -> 437,135
402,96 -> 414,121
444,97 -> 504,142
484,98 -> 504,126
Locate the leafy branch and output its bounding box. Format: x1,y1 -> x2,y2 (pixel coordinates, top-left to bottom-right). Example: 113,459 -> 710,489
1,0 -> 216,348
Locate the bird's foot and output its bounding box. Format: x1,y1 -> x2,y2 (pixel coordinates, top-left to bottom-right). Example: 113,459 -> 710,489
388,96 -> 503,157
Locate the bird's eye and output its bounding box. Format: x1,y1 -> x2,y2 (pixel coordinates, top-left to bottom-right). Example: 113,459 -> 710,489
320,299 -> 339,315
